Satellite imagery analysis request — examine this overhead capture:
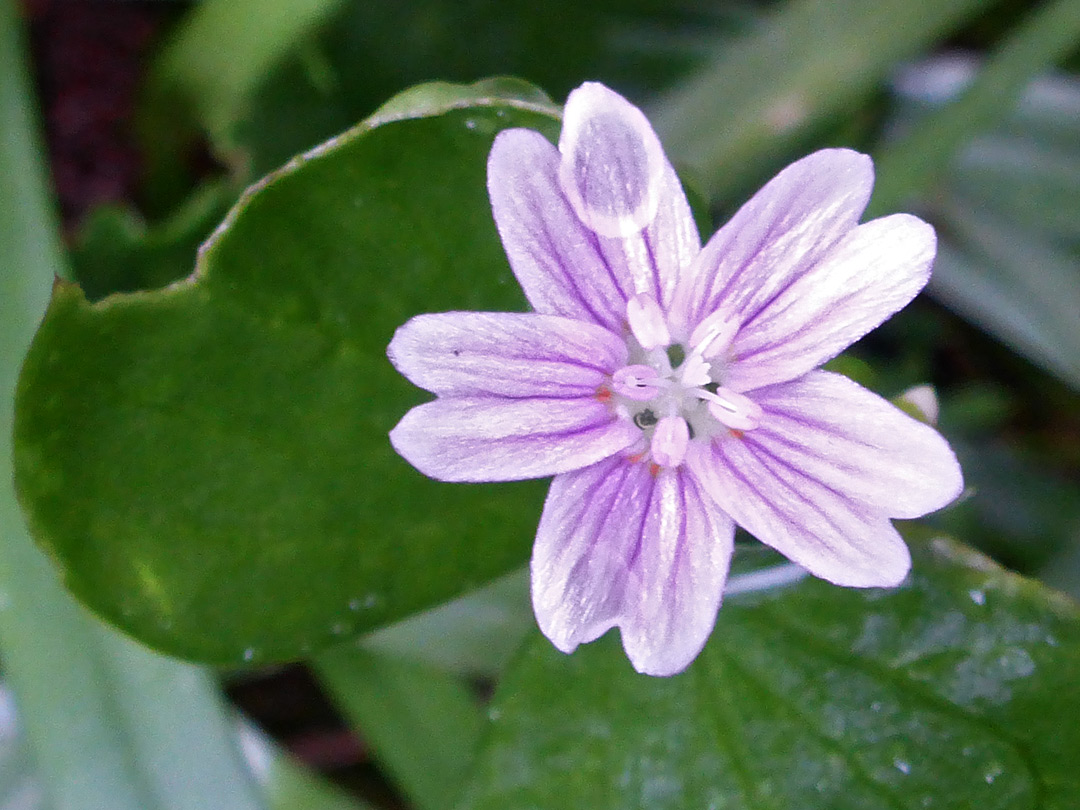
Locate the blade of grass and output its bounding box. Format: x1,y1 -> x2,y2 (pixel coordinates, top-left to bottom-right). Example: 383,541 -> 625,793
0,4 -> 266,809
152,0 -> 347,146
869,0 -> 1080,215
314,646 -> 485,810
649,0 -> 986,204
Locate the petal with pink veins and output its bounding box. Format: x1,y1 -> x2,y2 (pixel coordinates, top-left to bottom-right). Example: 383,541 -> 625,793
725,215 -> 936,391
390,397 -> 639,482
532,458 -> 734,676
388,311 -> 627,398
686,431 -> 914,589
672,149 -> 873,338
488,86 -> 698,332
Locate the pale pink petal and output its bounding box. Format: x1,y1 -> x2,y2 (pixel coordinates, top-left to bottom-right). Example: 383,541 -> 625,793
685,433 -> 912,589
619,468 -> 734,676
725,215 -> 936,391
488,88 -> 698,332
531,458 -> 653,653
672,149 -> 873,338
531,458 -> 734,676
388,311 -> 627,398
488,129 -> 626,329
390,397 -> 638,482
747,371 -> 963,518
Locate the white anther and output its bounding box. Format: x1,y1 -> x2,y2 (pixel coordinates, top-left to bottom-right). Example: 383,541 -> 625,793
650,416 -> 689,468
688,309 -> 739,359
612,364 -> 665,401
694,386 -> 763,431
626,294 -> 671,350
678,353 -> 711,387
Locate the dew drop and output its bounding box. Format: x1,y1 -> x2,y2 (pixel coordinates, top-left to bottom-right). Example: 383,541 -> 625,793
348,598 -> 361,611
984,762 -> 1003,784
242,647 -> 256,662
894,759 -> 911,775
464,118 -> 477,130
968,589 -> 986,605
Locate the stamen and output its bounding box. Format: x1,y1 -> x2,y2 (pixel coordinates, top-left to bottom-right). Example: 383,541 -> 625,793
626,294 -> 671,350
693,386 -> 763,431
678,353 -> 711,387
612,364 -> 665,401
688,309 -> 738,359
650,416 -> 689,468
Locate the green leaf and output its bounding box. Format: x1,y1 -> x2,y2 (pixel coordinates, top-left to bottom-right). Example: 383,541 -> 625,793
885,57 -> 1080,391
314,647 -> 484,810
205,0 -> 752,177
152,0 -> 348,146
70,181 -> 235,300
13,81 -> 558,666
461,536 -> 1080,809
362,568 -> 532,677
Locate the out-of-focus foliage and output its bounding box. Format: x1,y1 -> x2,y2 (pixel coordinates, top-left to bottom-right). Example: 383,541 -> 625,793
4,0 -> 1080,808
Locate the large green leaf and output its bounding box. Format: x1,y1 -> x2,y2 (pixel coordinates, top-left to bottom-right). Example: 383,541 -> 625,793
12,81 -> 559,665
461,536 -> 1080,809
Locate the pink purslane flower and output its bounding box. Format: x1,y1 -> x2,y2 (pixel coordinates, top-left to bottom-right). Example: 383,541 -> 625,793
388,82 -> 963,676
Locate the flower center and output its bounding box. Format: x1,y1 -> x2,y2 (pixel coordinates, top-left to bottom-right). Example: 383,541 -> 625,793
607,294 -> 762,468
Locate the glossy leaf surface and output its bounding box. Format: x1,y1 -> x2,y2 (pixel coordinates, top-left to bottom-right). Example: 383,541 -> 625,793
462,536 -> 1080,809
13,82 -> 558,665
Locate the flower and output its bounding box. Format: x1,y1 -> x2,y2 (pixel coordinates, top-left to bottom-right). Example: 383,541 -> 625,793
387,82 -> 963,676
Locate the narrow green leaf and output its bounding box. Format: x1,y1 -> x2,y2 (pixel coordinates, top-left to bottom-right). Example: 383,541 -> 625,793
0,5 -> 266,809
650,0 -> 986,204
461,536 -> 1080,809
869,0 -> 1080,215
362,569 -> 532,677
238,722 -> 372,810
153,0 -> 347,145
314,647 -> 484,810
930,204 -> 1080,391
13,81 -> 559,665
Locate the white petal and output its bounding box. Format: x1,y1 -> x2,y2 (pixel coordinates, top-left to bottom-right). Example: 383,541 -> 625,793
672,149 -> 873,338
725,215 -> 936,391
531,458 -> 654,653
487,85 -> 699,333
685,436 -> 912,589
390,397 -> 638,482
619,469 -> 735,676
747,371 -> 963,518
488,129 -> 627,329
531,459 -> 734,677
388,311 -> 627,398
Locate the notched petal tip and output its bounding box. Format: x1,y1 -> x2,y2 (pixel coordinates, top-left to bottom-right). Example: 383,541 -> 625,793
558,83 -> 667,238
